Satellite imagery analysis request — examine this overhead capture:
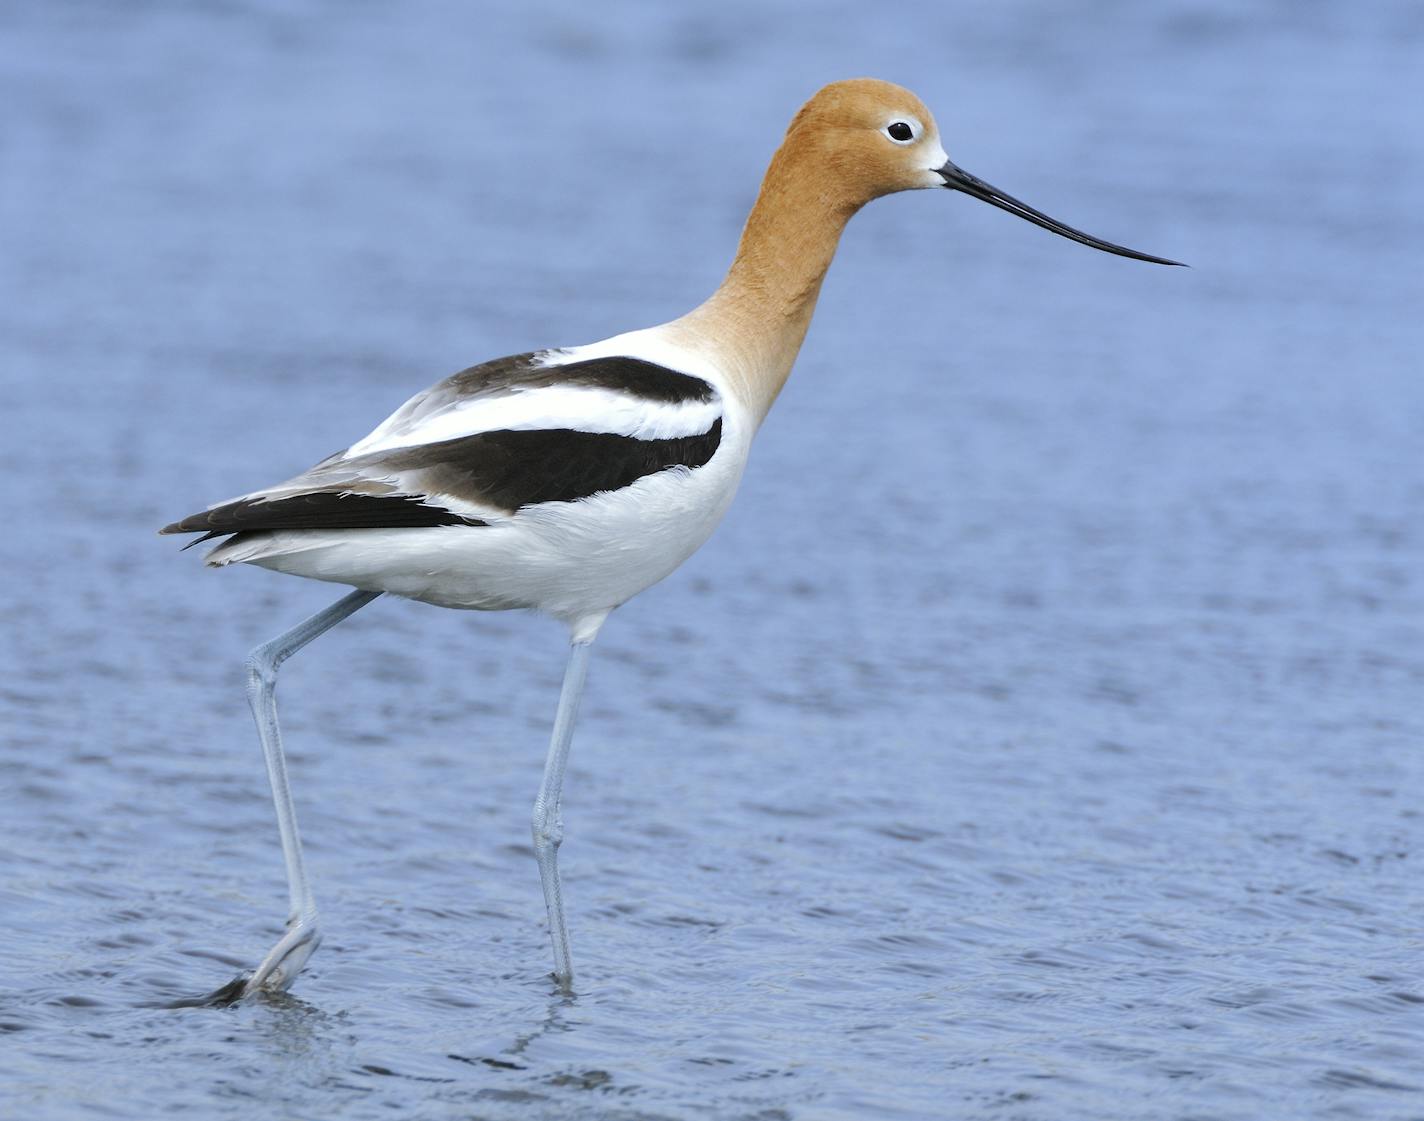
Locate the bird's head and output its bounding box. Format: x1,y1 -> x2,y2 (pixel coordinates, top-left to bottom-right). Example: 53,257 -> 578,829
780,78 -> 1183,266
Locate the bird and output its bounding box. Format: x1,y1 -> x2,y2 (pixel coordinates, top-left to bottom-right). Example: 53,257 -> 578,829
162,78 -> 1181,999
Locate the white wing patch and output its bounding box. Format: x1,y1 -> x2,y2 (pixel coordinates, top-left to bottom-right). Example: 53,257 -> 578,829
346,382 -> 721,459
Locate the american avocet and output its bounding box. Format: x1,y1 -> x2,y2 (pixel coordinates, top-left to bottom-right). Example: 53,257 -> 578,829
162,78 -> 1181,997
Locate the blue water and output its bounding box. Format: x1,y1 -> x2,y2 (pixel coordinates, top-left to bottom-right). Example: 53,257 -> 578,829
3,2 -> 1422,1118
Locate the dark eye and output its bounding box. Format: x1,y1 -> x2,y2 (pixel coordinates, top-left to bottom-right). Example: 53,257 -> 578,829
887,121 -> 914,142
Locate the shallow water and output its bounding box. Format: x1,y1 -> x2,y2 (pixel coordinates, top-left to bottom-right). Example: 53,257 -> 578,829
3,1 -> 1422,1118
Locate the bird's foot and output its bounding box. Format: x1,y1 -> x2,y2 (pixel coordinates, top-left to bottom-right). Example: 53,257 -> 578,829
237,913 -> 322,1000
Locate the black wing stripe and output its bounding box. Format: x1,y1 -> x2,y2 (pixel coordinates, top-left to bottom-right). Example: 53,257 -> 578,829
550,356 -> 717,404
161,417 -> 723,540
160,492 -> 485,537
376,417 -> 724,512
441,353 -> 717,406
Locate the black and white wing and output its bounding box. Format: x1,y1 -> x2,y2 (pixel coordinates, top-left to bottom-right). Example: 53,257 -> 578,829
160,350 -> 725,542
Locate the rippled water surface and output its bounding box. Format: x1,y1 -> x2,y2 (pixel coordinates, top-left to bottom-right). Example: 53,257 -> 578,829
3,2 -> 1422,1118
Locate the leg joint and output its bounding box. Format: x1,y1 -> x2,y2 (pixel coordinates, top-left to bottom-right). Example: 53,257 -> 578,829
531,802 -> 564,852
245,644 -> 280,692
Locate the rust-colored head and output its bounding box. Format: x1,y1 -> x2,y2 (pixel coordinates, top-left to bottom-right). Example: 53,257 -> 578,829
777,78 -> 950,207
772,78 -> 1183,264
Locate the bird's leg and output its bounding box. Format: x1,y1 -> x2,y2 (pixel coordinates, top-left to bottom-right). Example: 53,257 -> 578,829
236,588 -> 381,999
531,636 -> 597,988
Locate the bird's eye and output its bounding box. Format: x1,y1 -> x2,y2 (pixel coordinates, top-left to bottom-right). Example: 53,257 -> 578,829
885,121 -> 915,143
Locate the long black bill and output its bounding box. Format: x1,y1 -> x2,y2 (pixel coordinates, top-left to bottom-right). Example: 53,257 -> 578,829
937,159 -> 1184,266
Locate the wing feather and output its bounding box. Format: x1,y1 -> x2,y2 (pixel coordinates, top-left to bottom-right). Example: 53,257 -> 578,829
347,352 -> 721,457
160,349 -> 725,541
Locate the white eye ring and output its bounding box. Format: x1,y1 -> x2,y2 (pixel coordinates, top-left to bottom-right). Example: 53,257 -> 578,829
883,119 -> 919,145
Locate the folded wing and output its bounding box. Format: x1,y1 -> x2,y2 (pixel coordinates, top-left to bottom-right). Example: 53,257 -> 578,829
160,351 -> 725,543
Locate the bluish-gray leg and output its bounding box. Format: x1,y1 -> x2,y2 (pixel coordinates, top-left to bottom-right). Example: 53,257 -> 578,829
239,588 -> 381,998
531,638 -> 595,987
